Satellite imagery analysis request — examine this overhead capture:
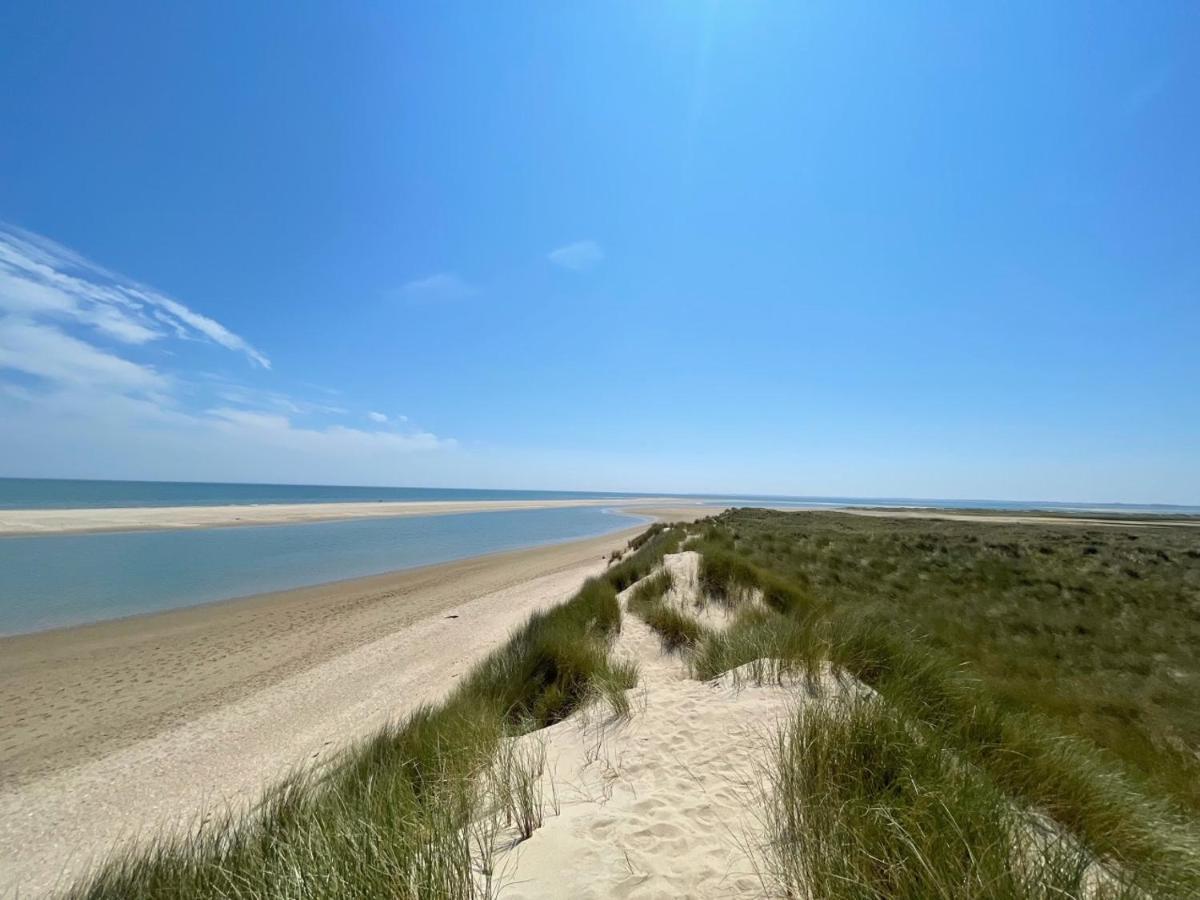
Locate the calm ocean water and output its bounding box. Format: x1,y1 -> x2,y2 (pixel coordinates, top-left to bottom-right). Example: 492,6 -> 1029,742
2,478 -> 1195,515
0,477 -> 644,509
0,506 -> 647,636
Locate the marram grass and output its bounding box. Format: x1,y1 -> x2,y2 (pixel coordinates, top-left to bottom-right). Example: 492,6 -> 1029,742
691,511 -> 1200,898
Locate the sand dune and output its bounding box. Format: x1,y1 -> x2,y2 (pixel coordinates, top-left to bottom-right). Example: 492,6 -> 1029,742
482,551 -> 849,898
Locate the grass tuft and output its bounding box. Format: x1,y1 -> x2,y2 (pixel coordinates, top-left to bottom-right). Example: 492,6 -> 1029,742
624,567 -> 713,653
760,696 -> 1117,900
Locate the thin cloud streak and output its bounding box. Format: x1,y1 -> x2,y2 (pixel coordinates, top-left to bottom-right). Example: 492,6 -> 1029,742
0,318 -> 167,391
397,272 -> 476,300
0,224 -> 270,367
0,225 -> 458,475
547,240 -> 604,271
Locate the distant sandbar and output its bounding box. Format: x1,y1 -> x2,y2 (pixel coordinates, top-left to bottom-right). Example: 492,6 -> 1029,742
0,497 -> 681,537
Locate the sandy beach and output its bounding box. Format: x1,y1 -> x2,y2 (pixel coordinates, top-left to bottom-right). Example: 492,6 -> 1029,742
0,527 -> 645,895
0,497 -> 679,537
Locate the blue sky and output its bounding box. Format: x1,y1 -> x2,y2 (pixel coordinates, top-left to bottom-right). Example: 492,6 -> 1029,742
0,2 -> 1196,503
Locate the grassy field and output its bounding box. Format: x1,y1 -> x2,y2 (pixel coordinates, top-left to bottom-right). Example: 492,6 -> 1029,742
681,508 -> 1200,897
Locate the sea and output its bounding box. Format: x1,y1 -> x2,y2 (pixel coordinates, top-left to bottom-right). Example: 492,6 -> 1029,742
1,478 -> 1195,636
0,478 -> 646,509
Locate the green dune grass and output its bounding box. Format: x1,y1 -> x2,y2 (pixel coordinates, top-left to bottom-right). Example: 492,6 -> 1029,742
677,509 -> 1200,897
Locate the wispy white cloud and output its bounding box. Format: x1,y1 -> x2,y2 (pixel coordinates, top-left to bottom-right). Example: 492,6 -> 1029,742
204,378 -> 348,417
397,272 -> 476,301
208,406 -> 294,431
0,224 -> 269,366
205,407 -> 454,453
0,318 -> 168,391
0,224 -> 458,479
547,240 -> 604,272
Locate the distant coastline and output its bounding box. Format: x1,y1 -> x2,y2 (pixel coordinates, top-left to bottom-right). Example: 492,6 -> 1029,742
0,505 -> 665,635
0,477 -> 649,510
0,496 -> 667,537
2,477 -> 1196,516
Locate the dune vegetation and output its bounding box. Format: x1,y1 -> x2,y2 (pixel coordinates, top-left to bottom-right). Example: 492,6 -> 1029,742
636,509 -> 1200,898
691,510 -> 1200,809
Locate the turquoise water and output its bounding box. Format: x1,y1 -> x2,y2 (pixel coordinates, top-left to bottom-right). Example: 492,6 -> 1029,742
0,506 -> 646,636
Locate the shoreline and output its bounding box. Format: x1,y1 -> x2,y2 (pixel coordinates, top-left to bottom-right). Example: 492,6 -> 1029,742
0,496 -> 679,537
4,496 -> 1192,540
0,525 -> 647,787
0,505 -> 716,895
0,527 -> 645,895
0,507 -> 658,640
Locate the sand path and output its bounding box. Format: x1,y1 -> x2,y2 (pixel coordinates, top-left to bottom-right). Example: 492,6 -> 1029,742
490,551 -> 818,898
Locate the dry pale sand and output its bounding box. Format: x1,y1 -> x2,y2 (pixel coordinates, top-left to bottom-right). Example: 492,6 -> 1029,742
480,551 -> 848,899
0,497 -> 681,536
0,527 -> 647,897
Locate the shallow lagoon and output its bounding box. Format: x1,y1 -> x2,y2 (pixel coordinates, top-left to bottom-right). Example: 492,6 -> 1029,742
0,506 -> 646,635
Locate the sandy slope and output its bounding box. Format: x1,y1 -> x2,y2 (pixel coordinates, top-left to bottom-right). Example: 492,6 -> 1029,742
484,552 -> 844,898
0,529 -> 638,897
